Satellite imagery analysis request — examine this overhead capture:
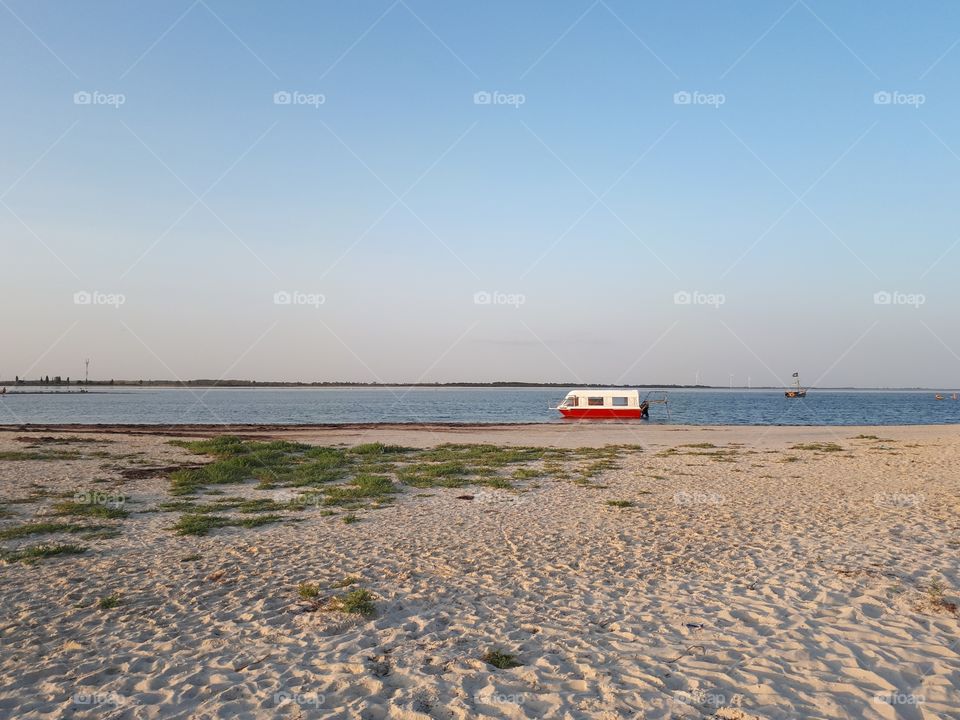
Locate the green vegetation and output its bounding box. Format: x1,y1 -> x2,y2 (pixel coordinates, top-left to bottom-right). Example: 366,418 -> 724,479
97,594 -> 121,610
0,521 -> 111,540
482,649 -> 522,669
791,443 -> 845,453
51,499 -> 128,520
171,513 -> 284,537
298,582 -> 321,600
342,514 -> 360,524
605,500 -> 634,508
332,576 -> 360,588
331,588 -> 376,616
0,543 -> 86,564
0,450 -> 84,461
162,436 -> 647,533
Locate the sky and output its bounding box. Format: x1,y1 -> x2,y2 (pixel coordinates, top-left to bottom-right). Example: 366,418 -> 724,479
2,0 -> 959,388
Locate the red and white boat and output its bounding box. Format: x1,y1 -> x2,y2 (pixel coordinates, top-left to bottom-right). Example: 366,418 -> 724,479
553,389 -> 666,419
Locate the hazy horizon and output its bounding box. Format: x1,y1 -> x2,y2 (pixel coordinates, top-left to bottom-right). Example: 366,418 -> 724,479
3,2 -> 959,388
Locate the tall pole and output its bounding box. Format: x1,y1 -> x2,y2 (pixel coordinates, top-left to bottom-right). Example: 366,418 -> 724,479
85,358 -> 90,385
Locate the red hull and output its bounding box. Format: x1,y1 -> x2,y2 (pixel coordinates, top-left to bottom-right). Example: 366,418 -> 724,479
558,408 -> 643,419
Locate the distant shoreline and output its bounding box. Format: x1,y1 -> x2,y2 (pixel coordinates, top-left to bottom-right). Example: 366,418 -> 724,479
1,381 -> 956,391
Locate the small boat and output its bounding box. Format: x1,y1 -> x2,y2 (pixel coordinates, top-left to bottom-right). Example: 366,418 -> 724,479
553,389 -> 668,419
785,372 -> 807,398
935,394 -> 945,400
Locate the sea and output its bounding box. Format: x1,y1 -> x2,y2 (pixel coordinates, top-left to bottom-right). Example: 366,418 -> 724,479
1,387 -> 959,426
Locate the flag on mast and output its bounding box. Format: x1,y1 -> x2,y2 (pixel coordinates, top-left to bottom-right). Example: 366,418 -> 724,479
792,372 -> 799,377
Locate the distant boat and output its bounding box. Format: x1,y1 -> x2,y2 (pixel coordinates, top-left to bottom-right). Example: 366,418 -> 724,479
935,394 -> 945,400
552,389 -> 669,419
785,372 -> 807,398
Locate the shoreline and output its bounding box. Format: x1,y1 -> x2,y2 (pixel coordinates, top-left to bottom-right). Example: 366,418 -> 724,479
3,422 -> 957,449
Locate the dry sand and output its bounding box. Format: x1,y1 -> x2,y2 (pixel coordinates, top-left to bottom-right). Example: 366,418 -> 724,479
0,424 -> 958,719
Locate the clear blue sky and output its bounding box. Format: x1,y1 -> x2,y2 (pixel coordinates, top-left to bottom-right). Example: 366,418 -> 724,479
2,1 -> 959,387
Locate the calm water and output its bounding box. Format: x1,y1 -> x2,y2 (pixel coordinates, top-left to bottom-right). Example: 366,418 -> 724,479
1,387 -> 959,426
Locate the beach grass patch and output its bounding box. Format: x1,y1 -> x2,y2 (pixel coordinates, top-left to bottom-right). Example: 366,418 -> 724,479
97,594 -> 121,610
171,512 -> 284,537
791,443 -> 845,453
51,499 -> 129,520
482,649 -> 521,669
606,500 -> 634,508
330,588 -> 375,616
0,521 -> 112,540
298,582 -> 321,600
0,543 -> 86,564
0,450 -> 84,461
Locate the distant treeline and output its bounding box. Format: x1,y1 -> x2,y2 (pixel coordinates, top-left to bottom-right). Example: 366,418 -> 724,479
2,378 -> 716,389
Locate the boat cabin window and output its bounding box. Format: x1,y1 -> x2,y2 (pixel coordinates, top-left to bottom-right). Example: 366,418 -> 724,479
587,397 -> 604,406
565,395 -> 579,407
611,396 -> 628,406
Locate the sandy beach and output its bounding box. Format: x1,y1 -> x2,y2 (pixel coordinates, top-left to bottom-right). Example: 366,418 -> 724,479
1,424 -> 958,719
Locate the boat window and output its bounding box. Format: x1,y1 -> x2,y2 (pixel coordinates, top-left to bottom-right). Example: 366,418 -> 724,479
566,396 -> 578,407
587,397 -> 604,406
611,396 -> 628,406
